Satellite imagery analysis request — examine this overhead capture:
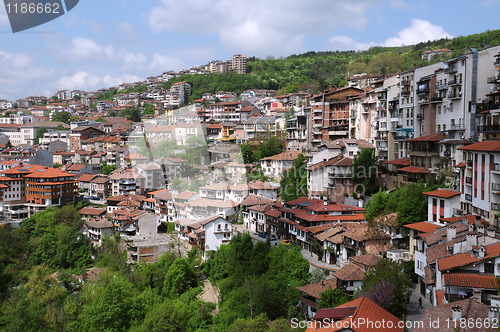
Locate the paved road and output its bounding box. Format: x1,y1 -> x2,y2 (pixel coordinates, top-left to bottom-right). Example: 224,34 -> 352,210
405,284 -> 432,332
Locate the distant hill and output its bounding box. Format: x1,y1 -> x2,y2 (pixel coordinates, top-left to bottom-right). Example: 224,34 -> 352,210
160,29 -> 500,102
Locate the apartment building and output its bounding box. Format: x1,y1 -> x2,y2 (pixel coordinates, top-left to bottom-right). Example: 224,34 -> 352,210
229,54 -> 247,74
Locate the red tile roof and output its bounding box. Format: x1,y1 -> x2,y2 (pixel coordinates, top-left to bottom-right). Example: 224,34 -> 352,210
333,263 -> 366,281
404,222 -> 443,233
458,140 -> 500,152
454,162 -> 466,168
408,132 -> 446,142
261,151 -> 301,161
423,189 -> 460,198
438,242 -> 500,271
306,296 -> 404,332
414,298 -> 489,332
383,158 -> 411,166
307,155 -> 353,170
398,166 -> 431,174
443,273 -> 499,289
350,253 -> 381,267
296,279 -> 337,299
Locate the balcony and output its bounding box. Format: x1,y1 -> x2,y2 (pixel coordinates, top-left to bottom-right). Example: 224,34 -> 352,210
401,80 -> 411,86
448,92 -> 462,99
487,75 -> 500,84
465,194 -> 472,202
467,160 -> 473,168
448,79 -> 462,87
453,208 -> 465,216
431,96 -> 443,103
401,90 -> 411,97
465,177 -> 472,185
492,183 -> 500,192
416,113 -> 424,120
418,98 -> 430,104
436,84 -> 447,91
444,65 -> 458,74
477,124 -> 500,133
492,163 -> 500,173
492,202 -> 500,211
449,124 -> 465,131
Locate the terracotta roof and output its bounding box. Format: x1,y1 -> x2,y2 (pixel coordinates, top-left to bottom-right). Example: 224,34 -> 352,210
404,222 -> 443,233
341,223 -> 369,242
260,151 -> 301,161
77,174 -> 97,182
86,218 -> 112,229
454,162 -> 466,168
79,207 -> 107,216
408,132 -> 446,142
333,263 -> 366,281
307,296 -> 404,332
398,166 -> 431,174
296,279 -> 337,299
458,140 -> 500,152
314,226 -> 343,241
414,298 -> 489,332
443,273 -> 498,289
241,194 -> 274,206
264,209 -> 280,218
350,253 -> 381,268
383,158 -> 410,166
146,189 -> 169,196
174,191 -> 197,200
307,155 -> 353,171
423,189 -> 460,198
90,175 -> 109,184
438,242 -> 500,271
24,168 -> 74,179
124,153 -> 148,160
436,290 -> 445,306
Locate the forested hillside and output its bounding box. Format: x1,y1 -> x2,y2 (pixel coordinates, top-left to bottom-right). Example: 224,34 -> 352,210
161,29 -> 500,102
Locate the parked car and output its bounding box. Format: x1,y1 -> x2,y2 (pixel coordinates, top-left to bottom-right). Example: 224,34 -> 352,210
280,239 -> 290,246
268,234 -> 277,241
258,231 -> 267,238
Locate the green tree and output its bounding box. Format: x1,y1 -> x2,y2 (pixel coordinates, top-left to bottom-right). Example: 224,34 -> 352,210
318,287 -> 350,309
143,104 -> 155,115
162,258 -> 196,298
280,153 -> 308,201
51,111 -> 71,124
359,258 -> 412,318
351,148 -> 380,196
35,126 -> 48,144
185,135 -> 206,147
239,143 -> 255,164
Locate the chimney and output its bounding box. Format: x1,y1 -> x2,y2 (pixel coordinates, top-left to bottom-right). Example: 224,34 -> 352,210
466,232 -> 477,251
324,200 -> 328,206
475,215 -> 481,225
447,225 -> 456,241
473,288 -> 481,302
452,306 -> 462,321
489,307 -> 499,323
478,246 -> 485,259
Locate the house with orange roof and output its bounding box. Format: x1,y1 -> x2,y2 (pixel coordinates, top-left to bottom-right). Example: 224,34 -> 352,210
297,279 -> 338,318
423,189 -> 461,224
260,151 -> 301,178
307,154 -> 354,204
109,169 -> 145,196
302,296 -> 404,331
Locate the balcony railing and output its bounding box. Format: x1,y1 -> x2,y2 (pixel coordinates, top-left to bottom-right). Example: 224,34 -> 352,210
448,92 -> 462,99
493,163 -> 500,172
492,202 -> 500,211
453,208 -> 465,216
418,98 -> 430,104
436,84 -> 447,90
431,96 -> 443,103
465,177 -> 472,184
465,194 -> 472,202
448,79 -> 462,86
467,160 -> 473,168
401,80 -> 411,86
477,124 -> 500,133
487,75 -> 500,84
492,183 -> 500,191
444,66 -> 458,74
401,90 -> 411,96
449,124 -> 465,130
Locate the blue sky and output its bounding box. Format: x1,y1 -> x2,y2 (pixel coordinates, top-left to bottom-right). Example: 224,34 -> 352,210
0,0 -> 499,101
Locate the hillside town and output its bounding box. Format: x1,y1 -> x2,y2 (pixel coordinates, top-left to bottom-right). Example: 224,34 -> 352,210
3,45 -> 500,330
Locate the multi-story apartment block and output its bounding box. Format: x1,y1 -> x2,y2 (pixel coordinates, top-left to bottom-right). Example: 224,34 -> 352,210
456,140 -> 500,226
25,167 -> 77,214
310,87 -> 363,147
0,100 -> 14,109
286,107 -> 309,151
169,82 -> 191,104
229,54 -> 247,74
109,169 -> 145,196
206,100 -> 256,123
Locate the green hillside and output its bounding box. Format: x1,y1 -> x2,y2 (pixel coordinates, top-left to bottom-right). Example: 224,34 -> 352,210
160,29 -> 500,102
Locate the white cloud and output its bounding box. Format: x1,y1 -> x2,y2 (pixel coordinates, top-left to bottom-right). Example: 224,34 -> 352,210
328,19 -> 453,51
148,0 -> 377,56
149,54 -> 186,72
56,71 -> 142,91
389,0 -> 413,11
383,19 -> 453,47
71,37 -> 115,60
328,36 -> 375,51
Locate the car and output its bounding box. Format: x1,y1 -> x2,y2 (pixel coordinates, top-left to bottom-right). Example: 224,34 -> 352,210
268,234 -> 277,241
258,231 -> 267,238
280,239 -> 291,246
